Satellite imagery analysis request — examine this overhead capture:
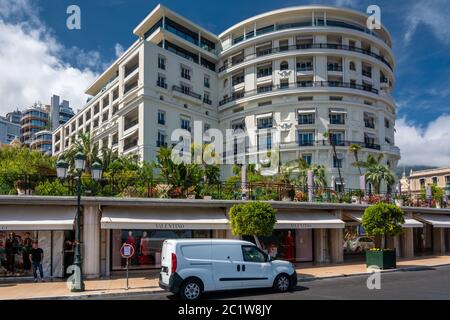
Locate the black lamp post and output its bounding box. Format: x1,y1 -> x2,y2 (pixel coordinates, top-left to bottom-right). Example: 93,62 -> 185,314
56,152 -> 103,292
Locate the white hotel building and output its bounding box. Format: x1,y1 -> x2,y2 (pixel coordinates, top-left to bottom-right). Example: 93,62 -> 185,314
52,4 -> 400,190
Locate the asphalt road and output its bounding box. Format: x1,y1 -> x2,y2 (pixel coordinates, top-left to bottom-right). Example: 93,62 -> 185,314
102,265 -> 450,300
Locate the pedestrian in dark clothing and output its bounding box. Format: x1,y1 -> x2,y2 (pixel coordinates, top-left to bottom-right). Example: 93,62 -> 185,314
5,233 -> 15,273
22,232 -> 32,272
29,241 -> 44,282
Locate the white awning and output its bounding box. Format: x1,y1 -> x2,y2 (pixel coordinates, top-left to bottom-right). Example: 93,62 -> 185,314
297,109 -> 316,114
417,214 -> 450,228
255,113 -> 273,119
348,213 -> 423,228
275,212 -> 345,229
0,205 -> 75,231
329,108 -> 347,114
101,207 -> 229,230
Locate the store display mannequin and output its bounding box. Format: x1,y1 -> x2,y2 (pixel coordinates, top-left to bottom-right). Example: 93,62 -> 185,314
283,231 -> 295,261
139,231 -> 151,266
125,231 -> 137,264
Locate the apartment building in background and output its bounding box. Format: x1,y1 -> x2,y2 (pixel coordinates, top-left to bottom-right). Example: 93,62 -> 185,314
0,116 -> 20,145
21,95 -> 74,154
407,168 -> 450,193
52,4 -> 400,190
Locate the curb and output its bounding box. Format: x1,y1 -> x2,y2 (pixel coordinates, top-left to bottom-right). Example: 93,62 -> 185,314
8,263 -> 450,300
297,263 -> 450,283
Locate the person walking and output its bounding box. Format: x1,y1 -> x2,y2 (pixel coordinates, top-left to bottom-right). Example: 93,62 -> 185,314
29,241 -> 44,282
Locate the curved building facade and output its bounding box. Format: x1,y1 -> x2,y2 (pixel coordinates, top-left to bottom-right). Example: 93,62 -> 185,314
53,5 -> 400,192
217,6 -> 399,191
20,105 -> 49,146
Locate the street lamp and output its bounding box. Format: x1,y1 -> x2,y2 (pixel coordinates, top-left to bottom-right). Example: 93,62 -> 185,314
56,153 -> 103,292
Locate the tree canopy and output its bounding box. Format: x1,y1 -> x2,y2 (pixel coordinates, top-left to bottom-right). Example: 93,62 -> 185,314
229,202 -> 277,237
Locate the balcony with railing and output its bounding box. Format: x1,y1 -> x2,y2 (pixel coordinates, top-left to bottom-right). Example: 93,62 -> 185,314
219,81 -> 379,106
218,43 -> 393,73
172,85 -> 202,100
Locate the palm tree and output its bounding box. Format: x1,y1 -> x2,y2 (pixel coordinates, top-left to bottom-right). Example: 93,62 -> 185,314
365,163 -> 396,195
283,159 -> 328,190
61,132 -> 100,172
349,144 -> 363,175
323,131 -> 343,191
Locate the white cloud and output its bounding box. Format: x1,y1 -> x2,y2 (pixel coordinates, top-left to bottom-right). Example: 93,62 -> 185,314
0,0 -> 98,113
396,115 -> 450,167
114,43 -> 125,58
404,0 -> 450,45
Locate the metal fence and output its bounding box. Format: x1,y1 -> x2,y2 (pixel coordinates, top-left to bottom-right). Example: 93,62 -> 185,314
1,173 -> 447,209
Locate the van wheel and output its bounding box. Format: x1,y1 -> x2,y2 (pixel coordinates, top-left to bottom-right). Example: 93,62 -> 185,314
273,274 -> 291,292
180,279 -> 202,300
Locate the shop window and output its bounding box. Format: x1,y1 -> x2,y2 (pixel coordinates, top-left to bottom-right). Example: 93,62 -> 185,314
111,229 -> 211,270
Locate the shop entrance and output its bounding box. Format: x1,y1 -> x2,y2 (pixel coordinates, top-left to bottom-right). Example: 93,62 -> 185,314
343,224 -> 375,262
63,231 -> 75,278
413,224 -> 433,255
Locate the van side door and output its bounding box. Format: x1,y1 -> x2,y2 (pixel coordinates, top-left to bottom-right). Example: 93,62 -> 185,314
239,245 -> 273,288
211,244 -> 245,290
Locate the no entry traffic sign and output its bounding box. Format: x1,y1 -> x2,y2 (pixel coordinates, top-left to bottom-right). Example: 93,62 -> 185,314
120,243 -> 135,258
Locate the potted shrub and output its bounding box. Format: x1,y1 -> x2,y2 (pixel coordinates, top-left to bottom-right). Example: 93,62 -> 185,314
229,202 -> 277,248
362,203 -> 405,270
394,194 -> 410,207
199,185 -> 214,200
186,186 -> 197,199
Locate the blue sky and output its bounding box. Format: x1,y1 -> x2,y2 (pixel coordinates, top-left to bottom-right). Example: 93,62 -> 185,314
0,0 -> 449,166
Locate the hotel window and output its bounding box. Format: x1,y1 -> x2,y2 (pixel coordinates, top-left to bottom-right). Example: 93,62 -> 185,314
102,111 -> 109,122
385,118 -> 390,128
298,131 -> 315,146
180,83 -> 191,95
349,61 -> 356,71
279,39 -> 289,51
203,92 -> 212,105
280,61 -> 289,71
204,123 -> 210,133
181,65 -> 191,80
112,133 -> 118,146
302,154 -> 313,165
298,96 -> 313,101
157,130 -> 167,148
257,116 -> 273,129
298,111 -> 315,125
333,155 -> 343,168
94,103 -> 100,115
112,104 -> 119,116
157,110 -> 166,125
204,75 -> 210,88
445,176 -> 450,185
385,137 -> 391,144
257,133 -> 272,151
157,74 -> 167,88
335,178 -> 345,193
329,110 -> 346,125
432,177 -> 438,185
257,63 -> 272,78
330,131 -> 345,146
181,118 -> 191,132
280,79 -> 289,89
158,55 -> 166,70
232,72 -> 245,86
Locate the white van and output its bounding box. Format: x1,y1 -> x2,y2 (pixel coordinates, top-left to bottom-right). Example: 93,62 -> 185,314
159,239 -> 297,300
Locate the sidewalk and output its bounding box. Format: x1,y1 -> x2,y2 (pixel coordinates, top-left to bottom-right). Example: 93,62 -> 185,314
0,255 -> 449,300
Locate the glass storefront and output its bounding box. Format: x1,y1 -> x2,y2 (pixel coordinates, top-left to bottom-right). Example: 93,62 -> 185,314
244,229 -> 313,263
111,229 -> 212,270
0,231 -> 38,277
414,224 -> 433,255
343,225 -> 375,259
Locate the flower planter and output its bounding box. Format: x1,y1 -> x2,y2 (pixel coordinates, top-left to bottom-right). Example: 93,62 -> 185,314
282,197 -> 292,202
394,199 -> 404,207
366,249 -> 396,270
203,196 -> 212,200
187,195 -> 196,200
